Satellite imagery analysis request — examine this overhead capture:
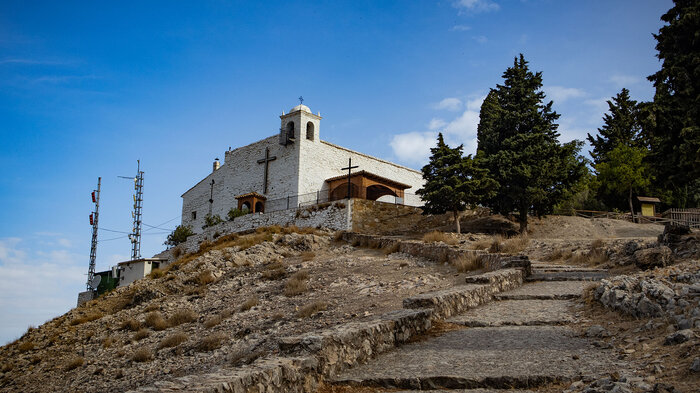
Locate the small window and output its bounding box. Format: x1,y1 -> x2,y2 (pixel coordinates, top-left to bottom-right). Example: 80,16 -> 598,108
191,211 -> 197,220
306,121 -> 315,140
286,121 -> 295,140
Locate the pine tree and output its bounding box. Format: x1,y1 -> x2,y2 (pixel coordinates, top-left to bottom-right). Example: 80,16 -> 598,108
417,133 -> 496,234
476,54 -> 586,232
595,144 -> 652,220
586,88 -> 643,165
645,0 -> 700,207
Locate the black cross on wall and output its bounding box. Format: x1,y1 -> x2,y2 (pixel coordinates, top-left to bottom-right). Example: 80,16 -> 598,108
341,158 -> 359,199
257,147 -> 277,194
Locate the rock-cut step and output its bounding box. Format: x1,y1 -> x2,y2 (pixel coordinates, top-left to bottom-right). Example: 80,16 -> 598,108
447,299 -> 576,327
525,271 -> 608,282
333,326 -> 621,390
495,281 -> 591,300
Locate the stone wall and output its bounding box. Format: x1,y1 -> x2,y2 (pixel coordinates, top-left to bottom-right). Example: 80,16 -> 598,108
155,201 -> 351,260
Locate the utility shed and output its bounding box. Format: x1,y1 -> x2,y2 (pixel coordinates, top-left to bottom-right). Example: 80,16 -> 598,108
118,258 -> 168,287
637,196 -> 661,217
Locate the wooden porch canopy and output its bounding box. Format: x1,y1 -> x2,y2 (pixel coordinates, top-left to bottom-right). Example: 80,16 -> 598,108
325,170 -> 411,201
235,192 -> 267,213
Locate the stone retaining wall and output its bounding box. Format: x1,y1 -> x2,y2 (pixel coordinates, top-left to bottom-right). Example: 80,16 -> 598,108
340,232 -> 531,274
404,269 -> 525,319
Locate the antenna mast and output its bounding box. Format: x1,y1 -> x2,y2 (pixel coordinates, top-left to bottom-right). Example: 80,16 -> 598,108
87,177 -> 101,291
130,160 -> 144,260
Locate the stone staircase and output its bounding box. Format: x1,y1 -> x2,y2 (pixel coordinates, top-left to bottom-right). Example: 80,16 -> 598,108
331,262 -> 622,392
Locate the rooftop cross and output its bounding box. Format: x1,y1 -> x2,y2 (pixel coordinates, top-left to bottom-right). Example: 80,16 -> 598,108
298,96 -> 304,105
340,158 -> 359,199
257,147 -> 277,194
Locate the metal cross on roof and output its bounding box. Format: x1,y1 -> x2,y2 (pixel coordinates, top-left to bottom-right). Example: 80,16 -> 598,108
341,158 -> 359,199
298,96 -> 304,105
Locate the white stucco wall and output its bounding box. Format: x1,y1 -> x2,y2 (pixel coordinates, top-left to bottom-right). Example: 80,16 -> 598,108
180,106 -> 424,233
119,260 -> 152,287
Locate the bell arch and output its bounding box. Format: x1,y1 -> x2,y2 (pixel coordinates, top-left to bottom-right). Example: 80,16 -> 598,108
306,121 -> 315,140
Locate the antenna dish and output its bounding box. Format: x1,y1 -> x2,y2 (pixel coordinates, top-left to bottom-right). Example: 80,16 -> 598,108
89,275 -> 101,288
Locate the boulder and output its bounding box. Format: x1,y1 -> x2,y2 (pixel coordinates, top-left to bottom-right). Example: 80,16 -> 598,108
634,246 -> 672,270
663,329 -> 694,345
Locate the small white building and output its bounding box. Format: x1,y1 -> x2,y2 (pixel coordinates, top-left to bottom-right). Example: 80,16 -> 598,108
180,103 -> 424,232
117,258 -> 168,287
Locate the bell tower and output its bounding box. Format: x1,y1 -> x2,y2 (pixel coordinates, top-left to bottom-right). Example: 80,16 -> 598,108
279,100 -> 321,146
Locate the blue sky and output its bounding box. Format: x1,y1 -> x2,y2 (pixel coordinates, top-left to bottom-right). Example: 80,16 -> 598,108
0,0 -> 671,343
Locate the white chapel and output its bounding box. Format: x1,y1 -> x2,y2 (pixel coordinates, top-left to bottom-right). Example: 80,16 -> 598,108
180,103 -> 424,232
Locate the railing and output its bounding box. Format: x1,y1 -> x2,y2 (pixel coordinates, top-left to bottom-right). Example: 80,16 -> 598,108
553,208 -> 700,228
662,208 -> 700,229
250,190 -> 422,215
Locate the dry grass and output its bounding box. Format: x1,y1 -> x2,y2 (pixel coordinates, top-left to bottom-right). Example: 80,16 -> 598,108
158,332 -> 188,349
284,275 -> 309,297
172,246 -> 183,258
488,234 -> 529,254
197,270 -> 216,285
144,303 -> 160,312
262,262 -> 286,280
469,237 -> 493,250
452,253 -> 483,272
70,312 -> 103,326
300,251 -> 316,261
18,341 -> 35,352
131,347 -> 153,362
196,332 -> 227,352
64,356 -> 84,371
1,363 -> 14,373
240,297 -> 258,312
382,242 -> 401,255
120,318 -> 141,332
145,312 -> 168,331
297,301 -> 327,318
546,248 -> 573,261
229,348 -> 264,367
203,315 -> 222,328
102,336 -> 115,348
133,328 -> 149,341
148,268 -> 165,279
333,231 -> 346,242
422,231 -> 459,246
167,309 -> 197,327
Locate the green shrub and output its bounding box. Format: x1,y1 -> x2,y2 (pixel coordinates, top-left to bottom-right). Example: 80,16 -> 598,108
165,225 -> 194,247
203,214 -> 224,229
227,208 -> 248,221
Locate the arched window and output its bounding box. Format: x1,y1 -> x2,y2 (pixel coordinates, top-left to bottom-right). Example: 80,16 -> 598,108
241,202 -> 251,212
306,122 -> 315,140
286,122 -> 295,140
255,201 -> 264,213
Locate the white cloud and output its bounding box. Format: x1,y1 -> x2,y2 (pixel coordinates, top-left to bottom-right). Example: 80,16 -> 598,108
428,118 -> 447,130
390,132 -> 438,165
609,74 -> 639,87
584,97 -> 609,113
433,97 -> 463,111
472,35 -> 488,44
450,24 -> 471,31
0,237 -> 85,344
453,0 -> 500,13
390,95 -> 486,166
546,86 -> 586,103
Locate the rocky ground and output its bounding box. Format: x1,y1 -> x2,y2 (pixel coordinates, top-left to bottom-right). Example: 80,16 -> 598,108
0,228 -> 465,393
1,215 -> 698,393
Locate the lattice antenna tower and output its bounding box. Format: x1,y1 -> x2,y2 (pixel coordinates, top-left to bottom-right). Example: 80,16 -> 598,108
86,177 -> 101,291
131,160 -> 144,260
121,160 -> 144,260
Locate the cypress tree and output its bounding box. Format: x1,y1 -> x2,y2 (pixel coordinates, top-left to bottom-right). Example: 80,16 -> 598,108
586,88 -> 643,165
417,133 -> 496,234
476,54 -> 586,232
645,0 -> 700,207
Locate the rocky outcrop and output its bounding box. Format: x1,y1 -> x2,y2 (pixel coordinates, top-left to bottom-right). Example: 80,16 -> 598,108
633,246 -> 673,270
592,261 -> 700,328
